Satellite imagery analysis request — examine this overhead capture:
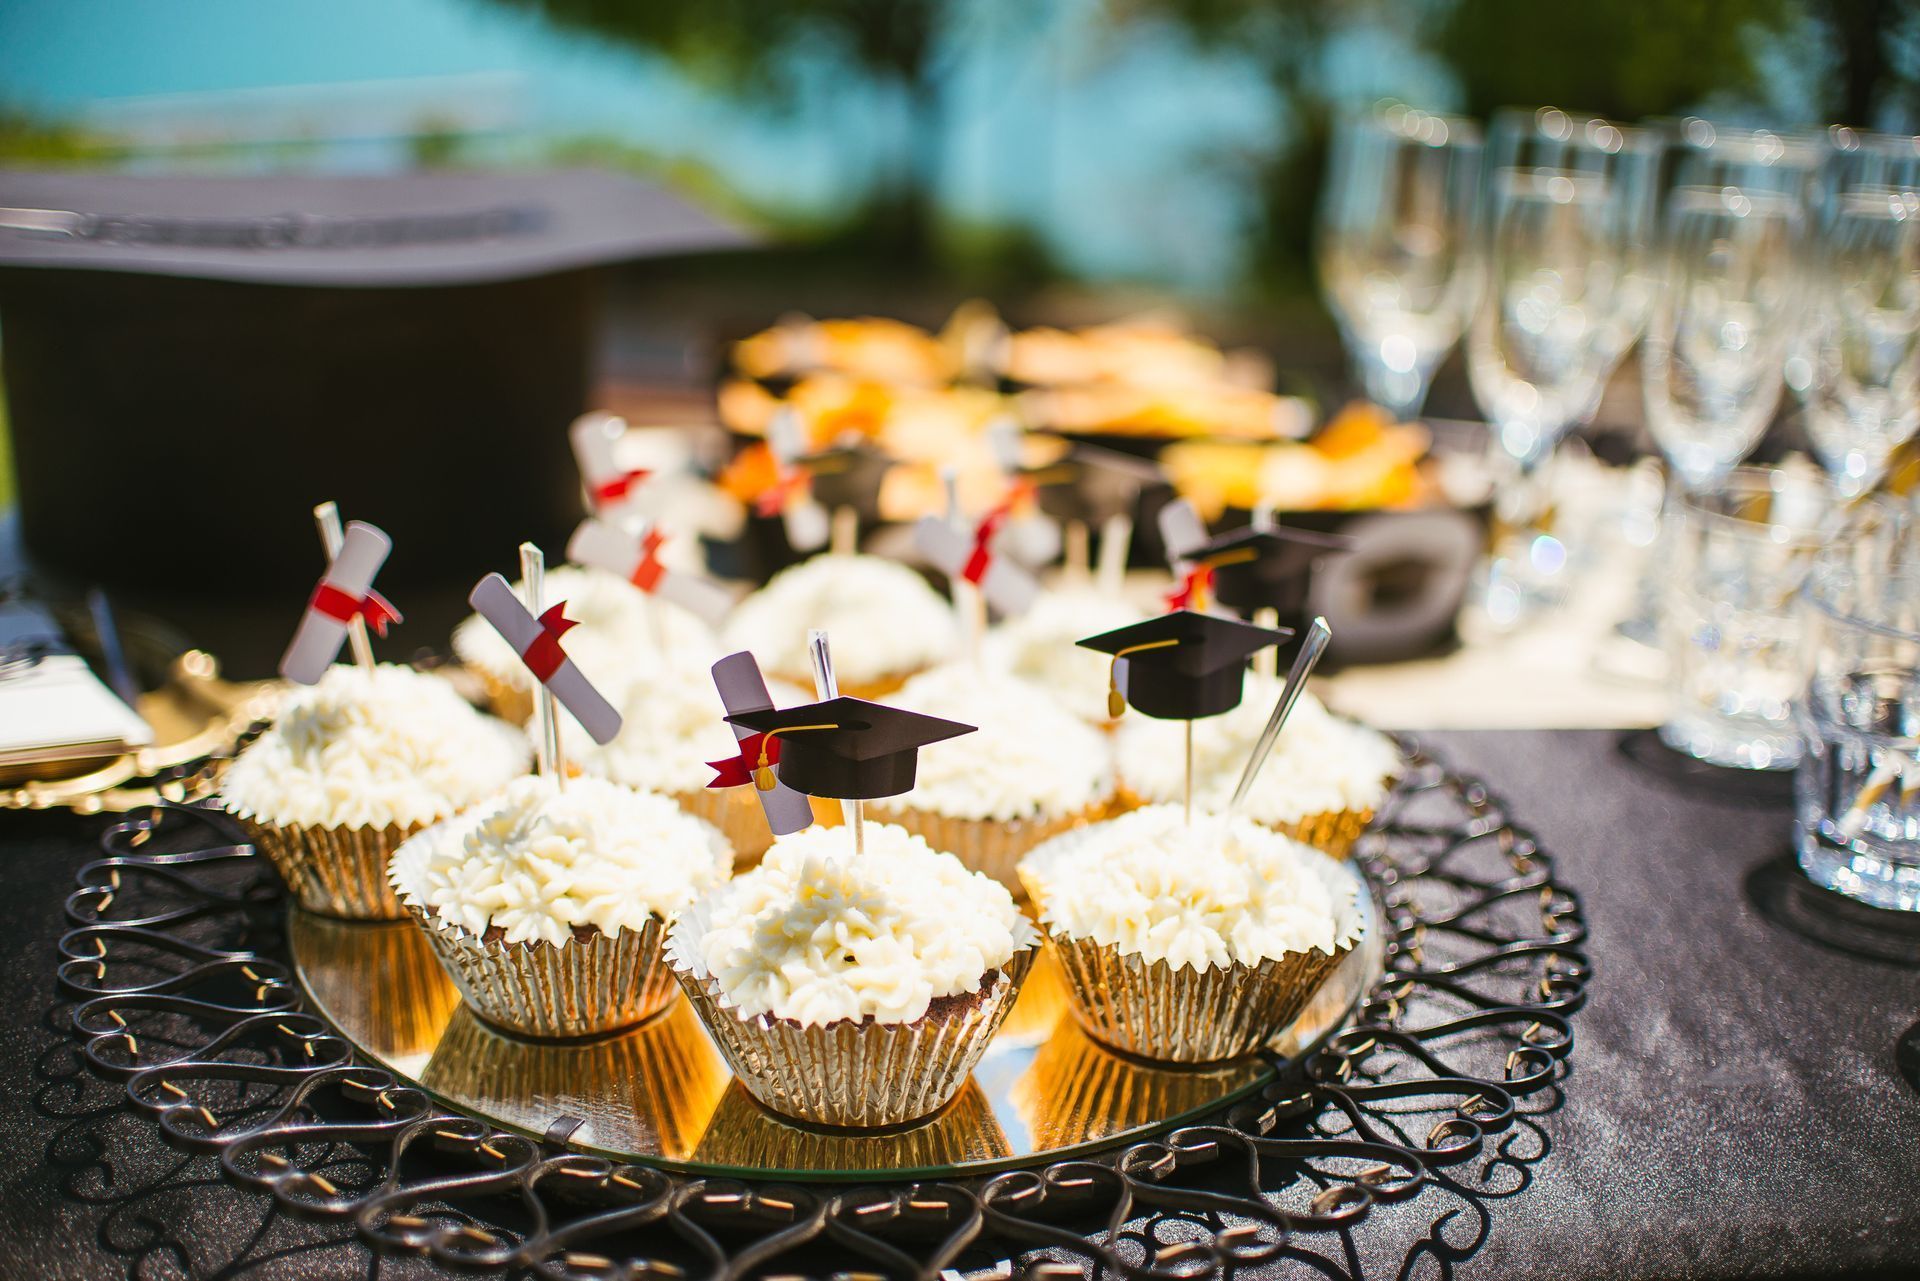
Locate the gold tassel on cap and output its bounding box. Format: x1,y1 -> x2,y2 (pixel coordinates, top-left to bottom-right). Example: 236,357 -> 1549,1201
1106,639 -> 1179,719
751,723 -> 839,791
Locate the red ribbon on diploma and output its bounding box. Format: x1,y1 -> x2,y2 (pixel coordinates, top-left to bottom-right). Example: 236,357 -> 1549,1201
521,602 -> 579,683
309,581 -> 402,636
961,507 -> 1009,586
707,731 -> 779,788
630,528 -> 667,593
1164,565 -> 1212,613
593,468 -> 650,507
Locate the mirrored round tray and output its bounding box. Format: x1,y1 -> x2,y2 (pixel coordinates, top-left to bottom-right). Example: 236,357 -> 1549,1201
289,860 -> 1382,1182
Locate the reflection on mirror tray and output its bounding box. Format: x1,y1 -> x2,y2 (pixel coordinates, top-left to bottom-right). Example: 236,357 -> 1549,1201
287,863 -> 1380,1181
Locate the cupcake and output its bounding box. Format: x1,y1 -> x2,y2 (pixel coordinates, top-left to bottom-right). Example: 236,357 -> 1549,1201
453,564 -> 715,723
1114,680 -> 1398,856
562,661 -> 814,865
984,589 -> 1147,727
222,664 -> 527,919
667,823 -> 1038,1127
1019,804 -> 1361,1063
865,665 -> 1116,893
390,774 -> 731,1039
719,554 -> 956,698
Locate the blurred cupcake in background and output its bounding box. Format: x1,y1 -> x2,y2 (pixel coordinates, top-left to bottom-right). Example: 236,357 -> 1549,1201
391,774 -> 730,1039
867,664 -> 1116,894
223,663 -> 527,919
1114,678 -> 1398,857
453,563 -> 715,723
720,553 -> 956,699
561,660 -> 814,866
984,589 -> 1147,728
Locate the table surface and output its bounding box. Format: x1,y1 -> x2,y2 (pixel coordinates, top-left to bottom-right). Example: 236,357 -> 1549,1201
3,729 -> 1917,1280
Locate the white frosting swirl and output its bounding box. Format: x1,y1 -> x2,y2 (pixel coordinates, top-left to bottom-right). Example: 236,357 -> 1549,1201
984,589 -> 1146,725
564,663 -> 810,796
1020,804 -> 1355,971
223,664 -> 527,830
389,774 -> 730,947
678,823 -> 1033,1027
720,554 -> 956,687
453,564 -> 718,703
882,664 -> 1113,821
1115,681 -> 1398,823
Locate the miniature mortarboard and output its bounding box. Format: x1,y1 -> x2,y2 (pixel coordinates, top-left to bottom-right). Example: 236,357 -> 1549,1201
1077,609 -> 1292,721
1193,525 -> 1354,616
725,696 -> 975,800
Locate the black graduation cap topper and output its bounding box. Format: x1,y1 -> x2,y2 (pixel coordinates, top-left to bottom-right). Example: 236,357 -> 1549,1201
1077,610 -> 1293,721
1195,525 -> 1355,616
725,697 -> 976,801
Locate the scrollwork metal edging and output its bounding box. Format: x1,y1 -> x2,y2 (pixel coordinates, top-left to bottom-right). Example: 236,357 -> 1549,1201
59,737 -> 1586,1280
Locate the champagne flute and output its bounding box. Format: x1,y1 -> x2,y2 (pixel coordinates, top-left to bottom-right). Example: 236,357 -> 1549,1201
1317,104 -> 1483,421
1489,108 -> 1664,381
1797,189 -> 1920,496
1467,166 -> 1629,620
1642,186 -> 1804,494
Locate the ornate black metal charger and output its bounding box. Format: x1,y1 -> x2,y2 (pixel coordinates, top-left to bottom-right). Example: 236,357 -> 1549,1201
56,739 -> 1586,1279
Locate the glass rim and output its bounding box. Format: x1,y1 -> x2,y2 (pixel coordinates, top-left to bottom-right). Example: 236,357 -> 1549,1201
1674,465 -> 1832,539
1802,558 -> 1920,643
1670,118 -> 1827,167
1665,184 -> 1803,222
1491,105 -> 1660,155
1352,101 -> 1483,147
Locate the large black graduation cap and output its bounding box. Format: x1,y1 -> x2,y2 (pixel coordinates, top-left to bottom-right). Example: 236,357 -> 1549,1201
726,696 -> 975,800
1195,525 -> 1354,616
1077,609 -> 1292,721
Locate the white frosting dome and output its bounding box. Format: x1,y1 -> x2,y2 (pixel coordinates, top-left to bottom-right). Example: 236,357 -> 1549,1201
985,589 -> 1147,725
565,664 -> 810,796
390,774 -> 730,948
1116,681 -> 1398,823
453,564 -> 717,701
882,664 -> 1113,821
676,823 -> 1033,1027
223,664 -> 527,830
1021,804 -> 1356,971
721,554 -> 956,687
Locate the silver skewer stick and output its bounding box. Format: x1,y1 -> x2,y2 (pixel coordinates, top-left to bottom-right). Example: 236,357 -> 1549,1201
1227,616 -> 1333,815
807,628 -> 862,855
521,541 -> 566,789
313,501 -> 376,673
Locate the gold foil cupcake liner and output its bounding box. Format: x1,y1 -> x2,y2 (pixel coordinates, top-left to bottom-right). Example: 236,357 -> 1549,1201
863,798 -> 1113,896
1109,786 -> 1372,860
402,900 -> 681,1040
471,667 -> 535,727
1277,807 -> 1374,860
228,806 -> 418,920
1045,931 -> 1355,1064
667,902 -> 1040,1127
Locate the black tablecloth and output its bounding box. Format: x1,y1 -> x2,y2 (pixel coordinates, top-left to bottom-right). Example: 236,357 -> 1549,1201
3,730 -> 1917,1279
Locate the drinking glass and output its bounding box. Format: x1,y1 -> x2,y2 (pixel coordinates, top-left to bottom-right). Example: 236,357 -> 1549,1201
1790,170 -> 1920,496
1798,511 -> 1920,910
1642,186 -> 1804,493
1318,105 -> 1483,421
1488,108 -> 1664,380
1660,465 -> 1830,769
1467,161 -> 1634,621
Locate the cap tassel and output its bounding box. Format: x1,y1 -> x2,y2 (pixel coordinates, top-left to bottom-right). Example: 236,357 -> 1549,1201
1106,638 -> 1181,719
751,723 -> 840,791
